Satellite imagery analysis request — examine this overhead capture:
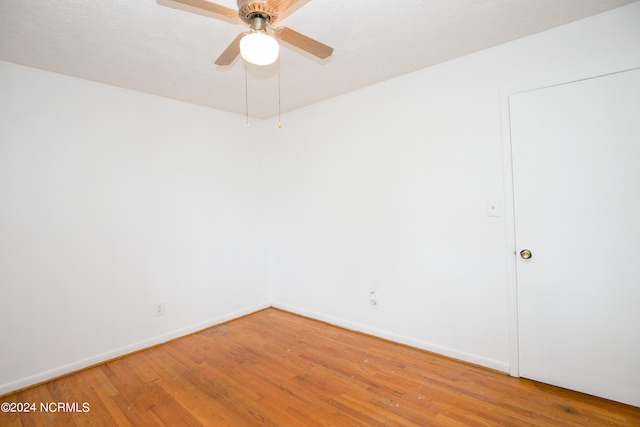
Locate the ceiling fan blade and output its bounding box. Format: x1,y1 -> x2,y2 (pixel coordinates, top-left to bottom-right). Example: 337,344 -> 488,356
270,0 -> 301,14
270,0 -> 311,22
170,0 -> 238,19
215,33 -> 245,66
274,27 -> 333,59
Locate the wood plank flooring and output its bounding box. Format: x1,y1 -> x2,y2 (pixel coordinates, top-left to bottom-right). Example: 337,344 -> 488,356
2,308 -> 639,426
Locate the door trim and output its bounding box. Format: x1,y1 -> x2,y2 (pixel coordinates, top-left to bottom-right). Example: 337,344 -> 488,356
499,58 -> 640,378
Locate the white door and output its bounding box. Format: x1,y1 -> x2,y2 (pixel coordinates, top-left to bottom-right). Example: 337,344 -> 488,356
509,67 -> 640,407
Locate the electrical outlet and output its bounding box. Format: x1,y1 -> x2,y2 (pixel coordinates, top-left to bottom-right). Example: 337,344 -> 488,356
154,302 -> 165,317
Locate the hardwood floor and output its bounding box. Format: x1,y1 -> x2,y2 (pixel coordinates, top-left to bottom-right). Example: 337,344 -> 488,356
2,308 -> 639,426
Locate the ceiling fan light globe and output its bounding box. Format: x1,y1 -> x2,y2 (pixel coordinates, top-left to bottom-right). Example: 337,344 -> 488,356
240,32 -> 280,65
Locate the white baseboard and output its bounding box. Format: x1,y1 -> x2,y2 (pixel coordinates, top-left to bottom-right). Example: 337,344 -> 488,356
2,301 -> 509,395
0,302 -> 271,396
273,302 -> 510,374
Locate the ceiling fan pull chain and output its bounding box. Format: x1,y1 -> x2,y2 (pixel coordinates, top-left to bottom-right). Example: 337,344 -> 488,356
244,58 -> 250,128
278,55 -> 282,128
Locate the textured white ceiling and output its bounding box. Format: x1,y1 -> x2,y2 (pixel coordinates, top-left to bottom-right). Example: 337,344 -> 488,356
0,0 -> 636,119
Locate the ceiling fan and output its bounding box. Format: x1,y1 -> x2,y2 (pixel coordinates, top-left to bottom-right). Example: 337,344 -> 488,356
170,0 -> 334,66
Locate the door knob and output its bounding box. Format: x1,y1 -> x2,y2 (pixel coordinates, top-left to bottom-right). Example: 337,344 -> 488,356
520,249 -> 532,259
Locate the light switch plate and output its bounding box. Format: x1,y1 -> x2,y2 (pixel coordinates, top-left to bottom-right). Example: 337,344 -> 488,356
487,200 -> 501,217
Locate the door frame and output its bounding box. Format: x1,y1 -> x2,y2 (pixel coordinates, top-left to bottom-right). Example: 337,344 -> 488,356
499,58 -> 640,378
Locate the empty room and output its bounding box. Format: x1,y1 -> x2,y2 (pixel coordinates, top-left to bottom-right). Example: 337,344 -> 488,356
1,0 -> 639,425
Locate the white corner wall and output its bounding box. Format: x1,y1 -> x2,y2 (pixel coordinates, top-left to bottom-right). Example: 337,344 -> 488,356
1,2 -> 639,396
0,61 -> 270,394
265,3 -> 640,372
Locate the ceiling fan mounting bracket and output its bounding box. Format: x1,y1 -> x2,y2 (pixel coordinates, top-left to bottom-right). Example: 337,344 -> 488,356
238,1 -> 278,25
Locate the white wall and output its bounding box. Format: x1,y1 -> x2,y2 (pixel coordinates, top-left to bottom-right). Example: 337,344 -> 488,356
0,61 -> 270,394
265,3 -> 640,371
1,2 -> 639,395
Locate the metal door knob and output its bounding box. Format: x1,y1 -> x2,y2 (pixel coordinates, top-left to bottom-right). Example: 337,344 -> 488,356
520,249 -> 532,259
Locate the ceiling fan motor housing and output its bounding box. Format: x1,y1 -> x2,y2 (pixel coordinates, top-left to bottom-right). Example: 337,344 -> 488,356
237,0 -> 279,25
